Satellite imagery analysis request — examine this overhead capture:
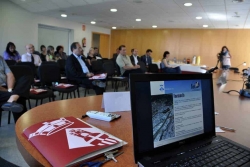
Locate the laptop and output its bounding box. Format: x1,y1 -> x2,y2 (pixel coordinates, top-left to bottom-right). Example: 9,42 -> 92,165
130,73 -> 250,167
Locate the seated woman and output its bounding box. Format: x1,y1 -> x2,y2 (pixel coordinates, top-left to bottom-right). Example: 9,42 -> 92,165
40,45 -> 47,62
3,42 -> 21,62
86,47 -> 97,66
161,51 -> 181,74
55,45 -> 67,60
46,46 -> 58,62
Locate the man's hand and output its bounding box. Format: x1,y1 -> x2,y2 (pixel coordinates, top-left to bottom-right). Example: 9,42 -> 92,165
134,65 -> 140,69
0,86 -> 8,92
86,73 -> 94,77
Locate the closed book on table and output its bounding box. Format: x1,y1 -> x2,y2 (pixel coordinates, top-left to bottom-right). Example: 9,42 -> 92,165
22,117 -> 126,167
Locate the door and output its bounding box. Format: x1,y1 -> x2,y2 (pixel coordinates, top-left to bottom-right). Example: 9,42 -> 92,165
92,33 -> 110,58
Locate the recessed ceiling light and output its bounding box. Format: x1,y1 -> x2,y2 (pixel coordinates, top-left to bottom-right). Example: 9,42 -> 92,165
196,16 -> 202,19
203,25 -> 208,27
112,27 -> 117,29
152,25 -> 157,28
61,14 -> 67,17
91,21 -> 96,24
136,18 -> 141,22
184,3 -> 192,6
21,0 -> 26,1
110,9 -> 117,12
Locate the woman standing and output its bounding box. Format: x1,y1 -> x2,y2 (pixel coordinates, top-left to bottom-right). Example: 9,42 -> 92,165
40,45 -> 47,62
46,46 -> 56,62
86,47 -> 97,66
161,51 -> 181,74
218,46 -> 232,70
3,42 -> 21,62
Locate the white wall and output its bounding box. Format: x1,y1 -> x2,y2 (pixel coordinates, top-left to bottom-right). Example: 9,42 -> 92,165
0,0 -> 110,56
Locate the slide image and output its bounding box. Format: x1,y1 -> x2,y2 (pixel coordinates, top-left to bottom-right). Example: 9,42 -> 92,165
151,94 -> 175,142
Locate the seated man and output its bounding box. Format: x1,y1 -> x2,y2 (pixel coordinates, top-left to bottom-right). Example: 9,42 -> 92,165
0,56 -> 31,123
21,44 -> 42,66
130,48 -> 141,66
66,42 -> 105,95
93,47 -> 102,59
116,45 -> 143,77
141,49 -> 153,67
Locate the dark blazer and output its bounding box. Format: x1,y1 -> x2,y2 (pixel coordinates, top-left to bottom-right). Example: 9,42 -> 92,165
130,55 -> 141,66
141,55 -> 152,65
65,54 -> 91,83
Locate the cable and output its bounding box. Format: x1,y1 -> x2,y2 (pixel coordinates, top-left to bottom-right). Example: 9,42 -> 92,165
223,90 -> 240,94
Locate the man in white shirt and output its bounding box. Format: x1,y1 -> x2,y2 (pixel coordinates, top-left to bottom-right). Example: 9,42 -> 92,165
116,45 -> 143,77
21,44 -> 42,66
130,48 -> 141,66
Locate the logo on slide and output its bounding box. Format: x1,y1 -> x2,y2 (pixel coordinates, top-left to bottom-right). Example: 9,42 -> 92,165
159,85 -> 165,92
191,81 -> 200,89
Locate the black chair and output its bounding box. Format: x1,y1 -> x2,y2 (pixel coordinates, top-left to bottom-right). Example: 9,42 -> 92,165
10,65 -> 53,109
15,62 -> 39,86
5,60 -> 16,66
57,59 -> 66,75
39,64 -> 77,100
137,61 -> 147,73
103,61 -> 116,89
91,60 -> 104,74
148,64 -> 159,73
113,63 -> 129,92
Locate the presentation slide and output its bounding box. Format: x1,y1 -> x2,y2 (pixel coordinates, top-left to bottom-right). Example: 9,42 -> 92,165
150,80 -> 204,148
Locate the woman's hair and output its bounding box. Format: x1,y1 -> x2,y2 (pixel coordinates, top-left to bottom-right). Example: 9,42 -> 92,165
56,45 -> 63,53
5,42 -> 17,56
47,45 -> 54,55
40,45 -> 46,52
221,46 -> 229,53
89,47 -> 94,54
163,51 -> 170,59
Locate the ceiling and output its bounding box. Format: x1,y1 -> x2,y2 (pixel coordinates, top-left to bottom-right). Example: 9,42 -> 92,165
9,0 -> 250,29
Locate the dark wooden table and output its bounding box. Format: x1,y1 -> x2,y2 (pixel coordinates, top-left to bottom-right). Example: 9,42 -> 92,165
15,72 -> 250,167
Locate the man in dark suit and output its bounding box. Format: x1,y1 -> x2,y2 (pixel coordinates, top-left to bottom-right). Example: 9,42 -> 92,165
65,42 -> 105,95
130,48 -> 141,66
141,49 -> 153,67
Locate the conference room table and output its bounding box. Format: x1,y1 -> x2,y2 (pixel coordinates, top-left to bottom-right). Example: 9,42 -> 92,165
16,72 -> 250,167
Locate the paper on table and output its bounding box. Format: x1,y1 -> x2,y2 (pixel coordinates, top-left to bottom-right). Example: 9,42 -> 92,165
102,92 -> 131,112
216,127 -> 225,133
215,112 -> 219,115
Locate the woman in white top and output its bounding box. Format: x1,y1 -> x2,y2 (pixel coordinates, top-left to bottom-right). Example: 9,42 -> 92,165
218,46 -> 232,70
161,51 -> 181,74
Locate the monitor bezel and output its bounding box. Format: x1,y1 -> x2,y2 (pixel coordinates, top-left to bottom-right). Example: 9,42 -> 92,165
129,73 -> 216,162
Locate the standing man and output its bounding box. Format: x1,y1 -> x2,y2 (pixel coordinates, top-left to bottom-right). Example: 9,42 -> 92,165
116,45 -> 143,77
130,48 -> 141,66
66,42 -> 105,95
141,49 -> 153,67
21,44 -> 42,66
0,56 -> 31,122
94,47 -> 102,59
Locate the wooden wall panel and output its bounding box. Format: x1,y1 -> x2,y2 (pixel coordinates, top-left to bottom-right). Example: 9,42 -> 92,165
99,34 -> 110,58
110,29 -> 250,69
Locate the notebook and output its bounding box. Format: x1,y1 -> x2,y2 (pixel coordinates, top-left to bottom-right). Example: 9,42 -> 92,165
130,74 -> 250,167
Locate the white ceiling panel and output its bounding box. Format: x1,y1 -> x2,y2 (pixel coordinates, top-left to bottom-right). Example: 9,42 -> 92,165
8,0 -> 250,29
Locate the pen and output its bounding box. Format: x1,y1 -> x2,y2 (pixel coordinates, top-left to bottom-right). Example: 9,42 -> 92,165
219,126 -> 236,132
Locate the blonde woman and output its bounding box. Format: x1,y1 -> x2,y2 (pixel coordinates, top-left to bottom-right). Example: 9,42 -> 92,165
86,47 -> 97,66
46,46 -> 57,62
